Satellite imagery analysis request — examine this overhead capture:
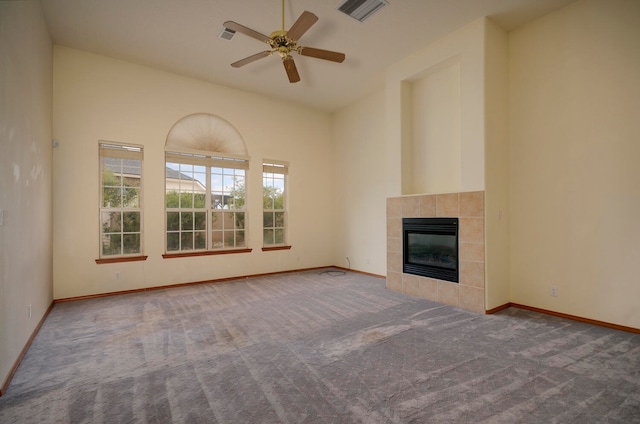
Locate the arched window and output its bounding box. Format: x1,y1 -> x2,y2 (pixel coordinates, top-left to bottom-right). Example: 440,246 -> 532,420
163,114 -> 251,256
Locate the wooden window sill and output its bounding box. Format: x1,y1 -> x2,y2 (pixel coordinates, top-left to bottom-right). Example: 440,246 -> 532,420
96,256 -> 148,264
262,245 -> 292,252
162,248 -> 252,259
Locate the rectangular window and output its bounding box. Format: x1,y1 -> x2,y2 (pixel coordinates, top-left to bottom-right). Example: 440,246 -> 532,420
165,151 -> 248,253
263,161 -> 288,246
99,142 -> 143,258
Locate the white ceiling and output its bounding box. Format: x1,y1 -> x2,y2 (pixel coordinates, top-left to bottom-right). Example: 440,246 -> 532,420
41,0 -> 574,112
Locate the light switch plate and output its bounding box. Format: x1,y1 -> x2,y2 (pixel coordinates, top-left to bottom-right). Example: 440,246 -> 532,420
0,209 -> 4,226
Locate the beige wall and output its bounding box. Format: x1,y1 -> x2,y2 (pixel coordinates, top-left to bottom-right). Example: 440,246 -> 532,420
52,47 -> 335,299
386,18 -> 487,197
509,0 -> 640,328
332,89 -> 387,275
483,19 -> 510,310
0,1 -> 53,390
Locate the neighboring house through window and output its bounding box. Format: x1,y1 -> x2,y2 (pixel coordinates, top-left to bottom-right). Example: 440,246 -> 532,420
165,152 -> 247,252
99,142 -> 143,258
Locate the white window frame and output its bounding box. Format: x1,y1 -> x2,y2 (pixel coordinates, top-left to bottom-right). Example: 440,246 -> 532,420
98,142 -> 144,259
262,160 -> 288,248
165,149 -> 249,254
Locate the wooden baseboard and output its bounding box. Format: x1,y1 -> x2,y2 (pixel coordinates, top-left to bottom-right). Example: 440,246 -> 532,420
333,266 -> 386,279
486,302 -> 640,334
54,266 -> 352,303
0,301 -> 54,397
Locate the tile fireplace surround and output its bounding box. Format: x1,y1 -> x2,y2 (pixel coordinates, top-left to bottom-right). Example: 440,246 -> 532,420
387,191 -> 485,313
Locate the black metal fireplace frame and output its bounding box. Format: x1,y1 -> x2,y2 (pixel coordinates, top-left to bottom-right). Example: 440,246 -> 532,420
403,217 -> 459,283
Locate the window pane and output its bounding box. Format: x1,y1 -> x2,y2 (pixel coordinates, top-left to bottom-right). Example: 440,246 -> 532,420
194,193 -> 206,208
264,229 -> 274,245
212,212 -> 222,230
123,188 -> 140,208
223,212 -> 234,229
123,211 -> 140,232
123,234 -> 140,254
180,193 -> 193,208
167,233 -> 180,251
166,191 -> 179,208
102,234 -> 122,256
211,231 -> 223,248
223,230 -> 235,247
181,232 -> 193,250
167,212 -> 180,231
274,212 -> 285,228
102,211 -> 122,233
236,230 -> 246,247
103,187 -> 122,208
263,189 -> 273,209
275,229 -> 285,244
194,231 -> 206,250
194,212 -> 206,231
181,212 -> 194,230
235,212 -> 245,230
273,191 -> 284,210
263,212 -> 273,228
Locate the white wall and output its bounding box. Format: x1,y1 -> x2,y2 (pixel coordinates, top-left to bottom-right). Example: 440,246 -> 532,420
332,89 -> 387,276
509,0 -> 640,327
0,1 -> 53,391
52,47 -> 335,299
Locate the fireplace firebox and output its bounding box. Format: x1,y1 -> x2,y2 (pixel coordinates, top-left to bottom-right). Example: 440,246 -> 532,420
403,217 -> 459,283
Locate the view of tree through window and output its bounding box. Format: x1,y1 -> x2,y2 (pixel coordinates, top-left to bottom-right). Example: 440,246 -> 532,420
99,143 -> 143,257
165,152 -> 247,252
263,162 -> 288,246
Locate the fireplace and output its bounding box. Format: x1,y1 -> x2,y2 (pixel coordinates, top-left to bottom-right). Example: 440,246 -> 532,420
403,217 -> 459,283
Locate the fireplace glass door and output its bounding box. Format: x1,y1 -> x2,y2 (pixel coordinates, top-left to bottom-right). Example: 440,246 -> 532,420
403,218 -> 459,283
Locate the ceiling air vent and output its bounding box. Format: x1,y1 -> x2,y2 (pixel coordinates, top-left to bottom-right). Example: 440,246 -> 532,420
218,27 -> 236,41
337,0 -> 388,22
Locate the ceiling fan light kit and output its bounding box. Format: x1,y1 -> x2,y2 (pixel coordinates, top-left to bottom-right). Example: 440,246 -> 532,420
224,1 -> 346,83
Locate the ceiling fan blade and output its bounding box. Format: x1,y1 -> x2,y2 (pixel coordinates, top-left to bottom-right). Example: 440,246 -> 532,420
223,21 -> 271,44
286,11 -> 318,41
298,47 -> 346,63
231,51 -> 272,68
283,57 -> 300,83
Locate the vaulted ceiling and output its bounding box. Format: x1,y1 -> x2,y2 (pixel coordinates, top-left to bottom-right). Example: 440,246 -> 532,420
41,0 -> 574,111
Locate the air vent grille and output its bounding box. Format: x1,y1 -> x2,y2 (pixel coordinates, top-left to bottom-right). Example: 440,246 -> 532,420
338,0 -> 388,22
218,27 -> 236,41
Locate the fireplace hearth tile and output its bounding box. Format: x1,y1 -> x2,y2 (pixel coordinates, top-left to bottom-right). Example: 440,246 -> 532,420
402,196 -> 420,217
387,236 -> 402,254
460,260 -> 485,288
386,271 -> 402,292
419,195 -> 436,216
386,197 -> 402,218
459,285 -> 485,313
387,251 -> 402,273
436,193 -> 459,217
460,242 -> 485,262
387,217 -> 401,238
459,217 -> 484,243
438,281 -> 459,307
460,191 -> 484,217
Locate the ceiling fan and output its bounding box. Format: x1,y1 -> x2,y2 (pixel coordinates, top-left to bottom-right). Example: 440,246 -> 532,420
223,0 -> 346,83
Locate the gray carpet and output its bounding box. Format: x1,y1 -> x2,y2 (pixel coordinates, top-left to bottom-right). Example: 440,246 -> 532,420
1,269 -> 639,423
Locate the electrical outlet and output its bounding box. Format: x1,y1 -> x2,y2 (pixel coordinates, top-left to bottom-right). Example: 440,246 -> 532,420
115,272 -> 121,280
550,286 -> 558,297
